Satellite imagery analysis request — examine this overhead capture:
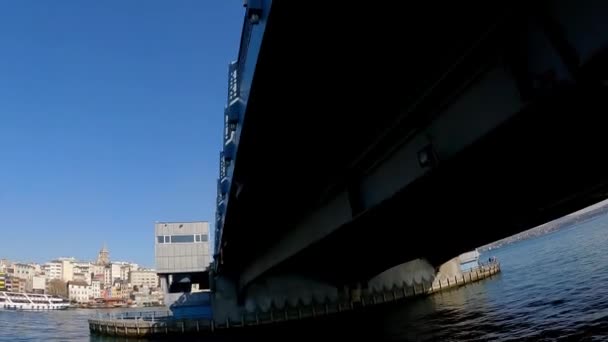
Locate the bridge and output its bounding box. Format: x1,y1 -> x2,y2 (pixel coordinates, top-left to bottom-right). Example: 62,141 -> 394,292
213,0 -> 608,316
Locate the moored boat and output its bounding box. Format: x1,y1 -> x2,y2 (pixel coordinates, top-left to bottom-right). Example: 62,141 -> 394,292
0,291 -> 70,310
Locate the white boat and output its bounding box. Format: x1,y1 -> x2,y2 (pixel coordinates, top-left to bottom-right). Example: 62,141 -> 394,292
0,291 -> 70,310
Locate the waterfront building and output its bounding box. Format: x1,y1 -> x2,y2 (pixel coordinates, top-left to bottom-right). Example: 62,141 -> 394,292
0,259 -> 11,277
103,267 -> 112,287
5,277 -> 13,292
130,270 -> 159,289
90,280 -> 101,299
14,263 -> 35,281
111,261 -> 138,281
6,276 -> 25,293
91,264 -> 105,278
68,281 -> 90,303
59,259 -> 74,282
111,280 -> 130,300
72,272 -> 89,284
92,273 -> 104,287
43,258 -> 76,282
73,262 -> 92,284
31,276 -> 45,294
31,263 -> 42,276
43,262 -> 62,280
110,263 -> 121,283
120,265 -> 130,281
0,272 -> 5,291
155,221 -> 211,319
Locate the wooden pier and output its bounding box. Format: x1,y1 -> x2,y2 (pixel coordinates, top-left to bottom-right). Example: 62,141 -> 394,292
89,262 -> 500,338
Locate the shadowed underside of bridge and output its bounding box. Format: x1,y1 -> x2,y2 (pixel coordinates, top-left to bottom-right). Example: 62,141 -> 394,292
275,88 -> 608,283
217,0 -> 608,288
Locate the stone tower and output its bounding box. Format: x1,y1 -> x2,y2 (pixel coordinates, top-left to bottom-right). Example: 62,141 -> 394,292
96,243 -> 110,266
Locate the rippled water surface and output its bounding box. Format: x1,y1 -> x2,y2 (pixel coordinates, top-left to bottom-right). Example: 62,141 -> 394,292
2,215 -> 608,341
367,214 -> 608,341
0,307 -> 161,342
0,308 -> 87,341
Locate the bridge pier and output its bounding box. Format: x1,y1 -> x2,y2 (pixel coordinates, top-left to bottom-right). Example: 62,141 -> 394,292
211,276 -> 244,324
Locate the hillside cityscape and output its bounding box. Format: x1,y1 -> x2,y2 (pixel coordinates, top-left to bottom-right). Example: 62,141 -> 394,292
0,245 -> 163,308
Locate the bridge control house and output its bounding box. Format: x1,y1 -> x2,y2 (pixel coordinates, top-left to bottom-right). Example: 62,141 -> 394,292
155,221 -> 212,319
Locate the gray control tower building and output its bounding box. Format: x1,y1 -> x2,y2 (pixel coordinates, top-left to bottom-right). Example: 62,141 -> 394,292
154,221 -> 212,318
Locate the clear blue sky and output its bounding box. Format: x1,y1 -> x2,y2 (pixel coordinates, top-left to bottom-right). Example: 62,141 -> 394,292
0,1 -> 243,267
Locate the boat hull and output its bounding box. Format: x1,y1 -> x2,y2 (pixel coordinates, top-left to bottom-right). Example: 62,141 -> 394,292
1,303 -> 69,310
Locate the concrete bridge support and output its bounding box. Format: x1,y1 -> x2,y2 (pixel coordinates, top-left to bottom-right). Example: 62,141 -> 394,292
244,275 -> 339,313
210,276 -> 244,323
368,259 -> 436,293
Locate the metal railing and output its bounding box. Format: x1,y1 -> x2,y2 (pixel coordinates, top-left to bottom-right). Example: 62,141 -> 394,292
95,310 -> 171,322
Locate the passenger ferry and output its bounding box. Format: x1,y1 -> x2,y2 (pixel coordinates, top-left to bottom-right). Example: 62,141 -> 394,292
0,291 -> 70,310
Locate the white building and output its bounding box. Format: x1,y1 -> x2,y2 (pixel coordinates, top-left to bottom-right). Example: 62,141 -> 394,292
91,264 -> 104,275
43,262 -> 62,280
68,281 -> 91,303
73,262 -> 92,284
91,264 -> 105,283
32,276 -> 46,293
90,280 -> 101,299
102,264 -> 122,287
72,272 -> 89,284
103,267 -> 112,287
130,270 -> 159,289
31,263 -> 42,276
111,263 -> 121,282
60,259 -> 74,282
120,265 -> 130,281
111,261 -> 138,281
14,263 -> 35,280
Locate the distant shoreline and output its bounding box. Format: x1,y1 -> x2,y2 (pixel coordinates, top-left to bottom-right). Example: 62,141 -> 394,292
479,203 -> 608,252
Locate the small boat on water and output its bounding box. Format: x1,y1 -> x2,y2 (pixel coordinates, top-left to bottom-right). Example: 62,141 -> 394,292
0,291 -> 70,310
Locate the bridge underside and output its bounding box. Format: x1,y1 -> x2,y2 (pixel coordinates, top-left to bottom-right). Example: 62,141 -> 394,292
272,87 -> 608,284
219,0 -> 608,288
